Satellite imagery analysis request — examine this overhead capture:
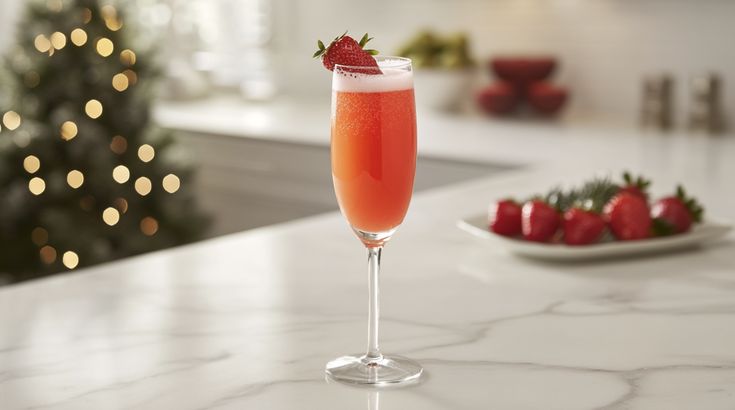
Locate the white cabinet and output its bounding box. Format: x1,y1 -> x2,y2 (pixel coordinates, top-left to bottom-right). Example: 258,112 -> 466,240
174,131 -> 509,237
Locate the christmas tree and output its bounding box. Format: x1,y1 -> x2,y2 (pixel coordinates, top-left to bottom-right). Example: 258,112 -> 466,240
0,0 -> 208,281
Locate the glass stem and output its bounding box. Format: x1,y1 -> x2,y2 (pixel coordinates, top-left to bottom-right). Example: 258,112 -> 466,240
365,246 -> 383,364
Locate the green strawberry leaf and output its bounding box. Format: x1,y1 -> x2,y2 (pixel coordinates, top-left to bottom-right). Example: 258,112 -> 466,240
675,184 -> 705,223
676,185 -> 686,199
623,171 -> 632,185
652,217 -> 675,236
359,33 -> 373,47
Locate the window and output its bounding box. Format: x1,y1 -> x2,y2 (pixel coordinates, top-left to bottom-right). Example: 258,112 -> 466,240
134,0 -> 275,99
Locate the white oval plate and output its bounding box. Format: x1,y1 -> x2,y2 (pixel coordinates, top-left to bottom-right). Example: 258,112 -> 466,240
457,213 -> 733,261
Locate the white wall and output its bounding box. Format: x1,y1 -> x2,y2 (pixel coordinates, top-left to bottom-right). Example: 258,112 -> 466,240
274,0 -> 735,126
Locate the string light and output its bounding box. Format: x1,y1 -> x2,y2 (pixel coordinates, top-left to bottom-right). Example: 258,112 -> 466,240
70,28 -> 88,46
60,120 -> 78,140
40,245 -> 57,264
137,144 -> 155,162
135,177 -> 152,196
85,99 -> 103,119
102,207 -> 120,226
120,49 -> 136,66
162,174 -> 180,193
32,227 -> 49,246
105,18 -> 123,31
47,0 -> 63,12
101,6 -> 115,18
24,71 -> 40,88
23,155 -> 40,173
112,165 -> 130,183
112,73 -> 129,92
34,34 -> 51,53
122,69 -> 137,85
3,111 -> 21,130
110,135 -> 127,154
62,251 -> 79,269
66,170 -> 84,189
82,8 -> 92,24
28,177 -> 46,195
113,197 -> 128,213
50,32 -> 66,49
102,5 -> 123,31
140,217 -> 159,236
96,37 -> 114,57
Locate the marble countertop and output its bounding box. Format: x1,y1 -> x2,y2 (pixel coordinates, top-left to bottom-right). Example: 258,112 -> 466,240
2,98 -> 735,409
154,96 -> 724,167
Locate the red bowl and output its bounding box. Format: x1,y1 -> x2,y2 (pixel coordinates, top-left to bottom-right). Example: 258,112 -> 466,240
527,82 -> 568,115
490,57 -> 557,85
476,82 -> 519,115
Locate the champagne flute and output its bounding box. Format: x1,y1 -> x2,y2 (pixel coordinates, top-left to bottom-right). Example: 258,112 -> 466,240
325,56 -> 423,386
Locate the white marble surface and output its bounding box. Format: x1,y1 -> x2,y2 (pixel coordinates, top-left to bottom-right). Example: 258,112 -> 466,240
154,96 -> 705,166
2,102 -> 735,409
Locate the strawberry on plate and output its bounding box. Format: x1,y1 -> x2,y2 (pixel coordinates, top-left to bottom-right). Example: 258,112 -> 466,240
603,192 -> 652,240
651,185 -> 704,235
522,200 -> 560,242
314,32 -> 381,74
563,207 -> 606,245
489,199 -> 522,236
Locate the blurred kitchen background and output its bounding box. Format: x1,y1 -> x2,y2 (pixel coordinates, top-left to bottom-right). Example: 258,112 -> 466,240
4,0 -> 733,119
0,0 -> 733,282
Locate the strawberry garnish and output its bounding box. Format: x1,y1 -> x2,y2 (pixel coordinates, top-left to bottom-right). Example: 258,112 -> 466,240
314,32 -> 381,74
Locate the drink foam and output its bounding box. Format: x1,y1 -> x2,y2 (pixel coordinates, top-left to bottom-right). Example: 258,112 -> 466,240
332,67 -> 414,93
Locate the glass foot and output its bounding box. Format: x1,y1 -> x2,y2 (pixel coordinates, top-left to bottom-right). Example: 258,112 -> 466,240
326,354 -> 423,386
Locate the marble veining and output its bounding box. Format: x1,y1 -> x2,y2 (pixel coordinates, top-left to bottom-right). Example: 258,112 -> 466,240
3,135 -> 735,409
